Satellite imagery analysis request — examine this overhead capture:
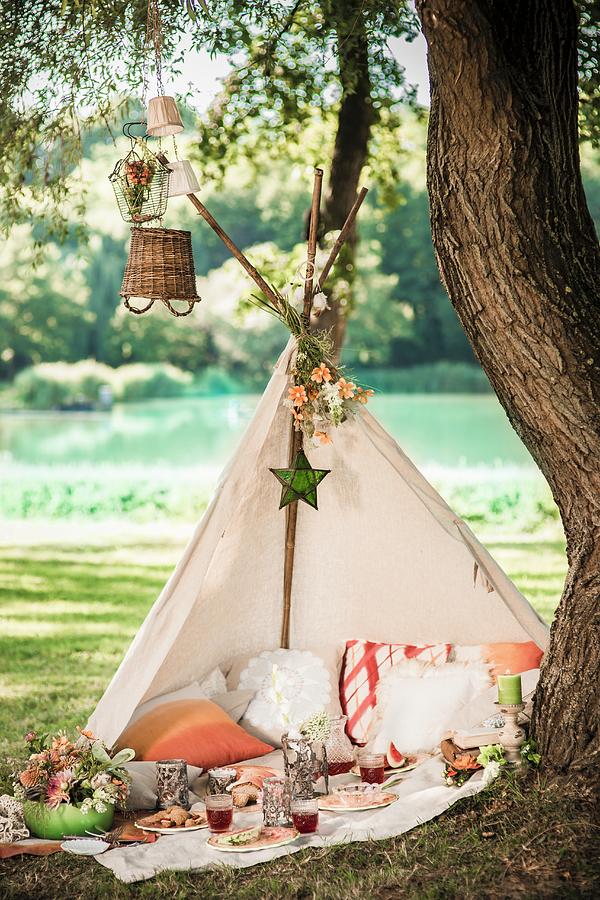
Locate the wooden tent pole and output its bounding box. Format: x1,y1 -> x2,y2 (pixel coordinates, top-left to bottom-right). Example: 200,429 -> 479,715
314,187 -> 368,297
156,152 -> 282,310
280,168 -> 323,649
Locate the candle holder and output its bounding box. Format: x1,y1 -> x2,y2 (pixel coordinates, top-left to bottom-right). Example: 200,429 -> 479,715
156,759 -> 189,809
262,775 -> 292,827
495,702 -> 526,765
282,733 -> 329,798
207,767 -> 237,796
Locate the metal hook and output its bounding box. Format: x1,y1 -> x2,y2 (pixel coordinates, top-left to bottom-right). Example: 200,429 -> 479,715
122,121 -> 148,140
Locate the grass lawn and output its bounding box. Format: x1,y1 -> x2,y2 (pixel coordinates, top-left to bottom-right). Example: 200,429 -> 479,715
1,523 -> 598,897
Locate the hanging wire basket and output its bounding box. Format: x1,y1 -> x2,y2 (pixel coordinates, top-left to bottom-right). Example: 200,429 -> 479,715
120,226 -> 200,317
109,123 -> 170,224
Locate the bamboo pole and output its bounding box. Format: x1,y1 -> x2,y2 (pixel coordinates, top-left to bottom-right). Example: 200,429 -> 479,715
314,187 -> 368,298
280,168 -> 323,649
156,152 -> 282,310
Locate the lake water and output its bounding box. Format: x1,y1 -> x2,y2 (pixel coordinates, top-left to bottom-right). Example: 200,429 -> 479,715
0,394 -> 535,470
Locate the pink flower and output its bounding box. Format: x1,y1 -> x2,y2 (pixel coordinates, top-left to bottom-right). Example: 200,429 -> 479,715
337,378 -> 356,400
46,776 -> 70,809
24,731 -> 37,743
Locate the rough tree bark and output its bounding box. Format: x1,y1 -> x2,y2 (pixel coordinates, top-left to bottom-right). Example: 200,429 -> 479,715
316,0 -> 375,357
416,0 -> 600,771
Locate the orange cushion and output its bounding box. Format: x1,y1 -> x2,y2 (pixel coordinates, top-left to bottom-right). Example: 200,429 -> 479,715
116,699 -> 273,769
482,641 -> 543,678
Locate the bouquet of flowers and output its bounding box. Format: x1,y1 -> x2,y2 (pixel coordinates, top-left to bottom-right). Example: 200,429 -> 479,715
123,155 -> 156,222
286,353 -> 374,445
14,728 -> 134,815
248,289 -> 373,444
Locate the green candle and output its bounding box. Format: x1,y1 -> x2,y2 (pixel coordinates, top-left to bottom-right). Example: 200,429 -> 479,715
497,673 -> 522,705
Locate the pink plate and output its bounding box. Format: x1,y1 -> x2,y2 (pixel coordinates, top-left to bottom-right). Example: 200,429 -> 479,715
207,826 -> 299,853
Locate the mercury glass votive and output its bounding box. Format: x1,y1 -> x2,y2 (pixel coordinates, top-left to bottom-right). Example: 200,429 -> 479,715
207,767 -> 237,796
262,775 -> 292,827
156,759 -> 189,809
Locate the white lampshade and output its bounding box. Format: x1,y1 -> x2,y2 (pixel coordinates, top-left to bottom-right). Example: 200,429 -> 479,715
146,96 -> 184,137
168,160 -> 201,196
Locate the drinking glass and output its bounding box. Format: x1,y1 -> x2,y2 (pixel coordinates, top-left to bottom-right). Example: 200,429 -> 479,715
205,793 -> 233,833
357,751 -> 386,784
291,797 -> 319,834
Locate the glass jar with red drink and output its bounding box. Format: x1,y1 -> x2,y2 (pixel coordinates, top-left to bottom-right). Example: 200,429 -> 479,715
324,715 -> 355,776
357,751 -> 386,784
205,793 -> 233,833
291,797 -> 319,834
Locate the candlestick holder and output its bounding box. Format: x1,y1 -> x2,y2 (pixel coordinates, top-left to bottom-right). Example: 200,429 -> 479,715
494,702 -> 526,764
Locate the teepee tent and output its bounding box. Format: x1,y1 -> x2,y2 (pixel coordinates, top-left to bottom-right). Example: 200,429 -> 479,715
89,338 -> 548,747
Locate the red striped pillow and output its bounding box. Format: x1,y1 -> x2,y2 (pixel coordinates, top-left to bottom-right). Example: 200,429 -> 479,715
340,639 -> 452,744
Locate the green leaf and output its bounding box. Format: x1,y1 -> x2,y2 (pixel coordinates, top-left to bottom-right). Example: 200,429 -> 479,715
91,741 -> 111,764
109,748 -> 135,767
476,744 -> 507,767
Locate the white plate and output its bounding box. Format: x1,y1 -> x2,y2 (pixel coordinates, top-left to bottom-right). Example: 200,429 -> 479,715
61,838 -> 110,855
134,819 -> 208,835
207,827 -> 299,853
319,792 -> 398,813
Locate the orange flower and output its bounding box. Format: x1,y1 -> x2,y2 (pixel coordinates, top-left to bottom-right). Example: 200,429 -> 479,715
76,726 -> 97,741
453,754 -> 481,771
356,387 -> 375,405
288,385 -> 308,408
315,431 -> 332,445
19,767 -> 41,788
311,363 -> 332,384
337,378 -> 356,400
308,386 -> 319,402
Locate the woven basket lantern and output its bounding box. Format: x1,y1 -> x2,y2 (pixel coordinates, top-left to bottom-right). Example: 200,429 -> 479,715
120,227 -> 200,316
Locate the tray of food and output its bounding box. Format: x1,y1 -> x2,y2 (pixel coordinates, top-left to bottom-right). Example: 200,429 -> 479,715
135,805 -> 208,834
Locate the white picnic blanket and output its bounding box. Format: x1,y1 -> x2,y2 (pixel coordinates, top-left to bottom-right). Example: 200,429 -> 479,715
96,670 -> 539,883
95,756 -> 484,883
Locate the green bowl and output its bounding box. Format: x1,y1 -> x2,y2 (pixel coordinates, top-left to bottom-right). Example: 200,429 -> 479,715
23,800 -> 115,840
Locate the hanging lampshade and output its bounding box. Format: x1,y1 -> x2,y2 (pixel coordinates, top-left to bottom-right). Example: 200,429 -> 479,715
120,227 -> 200,317
167,160 -> 200,197
146,96 -> 184,137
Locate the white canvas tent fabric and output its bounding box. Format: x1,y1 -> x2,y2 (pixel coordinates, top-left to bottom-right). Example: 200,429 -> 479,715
88,339 -> 548,746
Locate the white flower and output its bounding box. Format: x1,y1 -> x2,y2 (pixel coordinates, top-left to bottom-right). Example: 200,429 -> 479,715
482,760 -> 502,787
239,650 -> 332,733
91,773 -> 111,790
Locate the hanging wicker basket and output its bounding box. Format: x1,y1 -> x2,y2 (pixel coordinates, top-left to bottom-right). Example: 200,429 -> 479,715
109,142 -> 170,225
120,227 -> 200,317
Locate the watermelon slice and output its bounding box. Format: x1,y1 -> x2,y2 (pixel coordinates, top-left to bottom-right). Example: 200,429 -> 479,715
386,742 -> 406,768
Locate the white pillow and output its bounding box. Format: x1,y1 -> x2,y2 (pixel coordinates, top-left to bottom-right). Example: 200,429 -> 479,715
368,659 -> 491,755
236,649 -> 337,747
128,667 -> 228,725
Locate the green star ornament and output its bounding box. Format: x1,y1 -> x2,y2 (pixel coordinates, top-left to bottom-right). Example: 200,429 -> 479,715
270,449 -> 331,510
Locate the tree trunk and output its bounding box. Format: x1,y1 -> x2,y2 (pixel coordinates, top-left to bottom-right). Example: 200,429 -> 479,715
316,0 -> 374,358
416,0 -> 600,771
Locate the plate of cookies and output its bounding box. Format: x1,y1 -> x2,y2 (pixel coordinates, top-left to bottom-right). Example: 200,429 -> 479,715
135,805 -> 208,834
